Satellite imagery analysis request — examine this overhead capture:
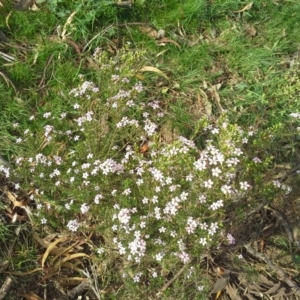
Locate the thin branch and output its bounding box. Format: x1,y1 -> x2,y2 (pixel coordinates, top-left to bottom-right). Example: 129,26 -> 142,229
0,277 -> 13,300
156,265 -> 187,297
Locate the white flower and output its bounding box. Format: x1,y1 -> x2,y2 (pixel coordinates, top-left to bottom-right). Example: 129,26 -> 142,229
159,227 -> 166,233
212,167 -> 222,177
204,179 -> 213,189
155,253 -> 164,261
122,188 -> 131,196
43,112 -> 51,118
209,200 -> 223,210
227,233 -> 235,245
97,247 -> 105,254
144,119 -> 158,136
253,157 -> 262,163
194,158 -> 207,171
186,174 -> 193,181
41,218 -> 47,224
233,148 -> 243,156
211,128 -> 219,135
199,238 -> 207,246
80,203 -> 90,214
67,219 -> 80,232
240,181 -> 250,190
221,184 -> 231,195
178,251 -> 190,264
118,208 -> 131,224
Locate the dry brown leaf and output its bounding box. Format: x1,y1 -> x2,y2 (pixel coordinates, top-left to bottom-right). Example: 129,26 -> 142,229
210,268 -> 231,296
225,282 -> 243,300
33,232 -> 73,255
42,236 -> 68,267
139,25 -> 158,39
30,3 -> 39,11
139,66 -> 169,80
157,37 -> 181,48
246,25 -> 257,37
20,292 -> 43,300
43,269 -> 59,280
6,191 -> 31,208
2,268 -> 43,276
198,89 -> 212,116
209,84 -> 224,113
44,233 -> 59,243
139,143 -> 149,154
51,241 -> 78,264
60,262 -> 83,273
235,2 -> 253,13
33,232 -> 50,248
58,277 -> 88,282
52,253 -> 89,271
60,253 -> 89,263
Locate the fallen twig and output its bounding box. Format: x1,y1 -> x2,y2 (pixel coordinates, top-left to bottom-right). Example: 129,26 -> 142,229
0,276 -> 13,300
156,265 -> 187,297
67,281 -> 90,300
0,51 -> 15,62
279,163 -> 300,183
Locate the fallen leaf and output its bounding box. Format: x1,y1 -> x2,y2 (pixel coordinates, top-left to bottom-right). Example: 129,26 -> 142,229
139,25 -> 159,39
209,84 -> 224,112
157,37 -> 181,49
139,66 -> 169,80
198,89 -> 212,116
2,268 -> 43,276
139,143 -> 149,154
51,241 -> 79,264
58,276 -> 88,282
235,2 -> 253,13
6,191 -> 31,208
246,25 -> 257,37
20,292 -> 43,300
59,262 -> 83,273
30,3 -> 39,11
42,236 -> 67,267
210,268 -> 231,296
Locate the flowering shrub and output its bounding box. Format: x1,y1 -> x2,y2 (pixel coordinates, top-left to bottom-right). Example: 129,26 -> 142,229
3,46 -> 292,297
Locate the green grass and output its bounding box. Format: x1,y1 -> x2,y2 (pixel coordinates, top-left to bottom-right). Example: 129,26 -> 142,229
1,0 -> 300,299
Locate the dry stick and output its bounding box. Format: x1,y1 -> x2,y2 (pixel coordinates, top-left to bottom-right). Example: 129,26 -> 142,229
67,281 -> 90,300
0,51 -> 15,62
278,163 -> 300,183
156,265 -> 187,298
0,277 -> 13,300
244,243 -> 300,296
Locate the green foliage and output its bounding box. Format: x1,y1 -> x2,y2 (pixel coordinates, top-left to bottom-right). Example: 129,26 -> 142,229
1,0 -> 300,298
